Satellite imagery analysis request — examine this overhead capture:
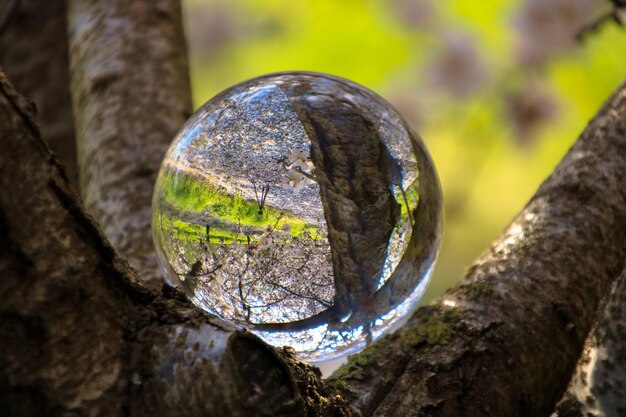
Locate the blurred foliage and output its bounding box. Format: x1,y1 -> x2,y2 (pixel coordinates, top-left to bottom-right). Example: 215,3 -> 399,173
182,0 -> 626,304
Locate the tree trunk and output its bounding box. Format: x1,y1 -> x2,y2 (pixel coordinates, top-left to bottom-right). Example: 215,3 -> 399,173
1,1 -> 626,415
0,0 -> 78,189
0,72 -> 131,416
67,0 -> 193,287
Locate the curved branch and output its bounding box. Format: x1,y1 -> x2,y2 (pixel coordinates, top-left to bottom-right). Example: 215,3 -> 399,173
67,0 -> 193,287
330,82 -> 626,416
555,268 -> 626,416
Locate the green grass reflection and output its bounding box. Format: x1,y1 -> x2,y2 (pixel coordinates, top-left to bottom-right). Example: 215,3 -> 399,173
159,168 -> 318,239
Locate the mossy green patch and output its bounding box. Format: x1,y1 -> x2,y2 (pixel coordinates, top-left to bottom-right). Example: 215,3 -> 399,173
400,321 -> 453,347
329,379 -> 359,397
473,281 -> 494,296
400,308 -> 461,348
329,342 -> 385,382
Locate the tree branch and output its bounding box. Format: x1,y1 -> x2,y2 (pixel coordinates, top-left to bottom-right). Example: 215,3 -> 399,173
576,2 -> 626,42
330,82 -> 626,416
67,0 -> 193,287
555,267 -> 626,416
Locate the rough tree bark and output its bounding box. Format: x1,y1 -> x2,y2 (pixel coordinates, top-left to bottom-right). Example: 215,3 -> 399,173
67,0 -> 193,287
1,1 -> 626,416
0,73 -> 134,416
556,268 -> 626,417
0,0 -> 78,189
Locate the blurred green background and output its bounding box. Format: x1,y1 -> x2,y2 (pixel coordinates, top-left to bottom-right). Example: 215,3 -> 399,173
181,0 -> 626,305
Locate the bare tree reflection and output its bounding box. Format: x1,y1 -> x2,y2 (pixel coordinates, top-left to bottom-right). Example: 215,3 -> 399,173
158,209 -> 335,326
252,182 -> 270,215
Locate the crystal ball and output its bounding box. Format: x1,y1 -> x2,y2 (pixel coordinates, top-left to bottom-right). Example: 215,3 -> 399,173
152,72 -> 442,362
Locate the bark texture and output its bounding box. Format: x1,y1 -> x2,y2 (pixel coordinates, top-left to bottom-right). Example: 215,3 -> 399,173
304,105 -> 400,314
330,84 -> 626,416
0,71 -> 131,416
0,0 -> 78,189
67,0 -> 193,287
555,268 -> 626,417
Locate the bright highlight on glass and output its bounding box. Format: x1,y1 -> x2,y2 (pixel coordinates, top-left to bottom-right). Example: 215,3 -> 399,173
152,72 -> 442,362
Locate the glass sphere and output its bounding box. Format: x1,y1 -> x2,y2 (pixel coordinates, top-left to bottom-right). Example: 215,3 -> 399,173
152,72 -> 442,362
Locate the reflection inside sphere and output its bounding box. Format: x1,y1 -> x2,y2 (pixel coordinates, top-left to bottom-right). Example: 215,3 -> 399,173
152,72 -> 442,362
